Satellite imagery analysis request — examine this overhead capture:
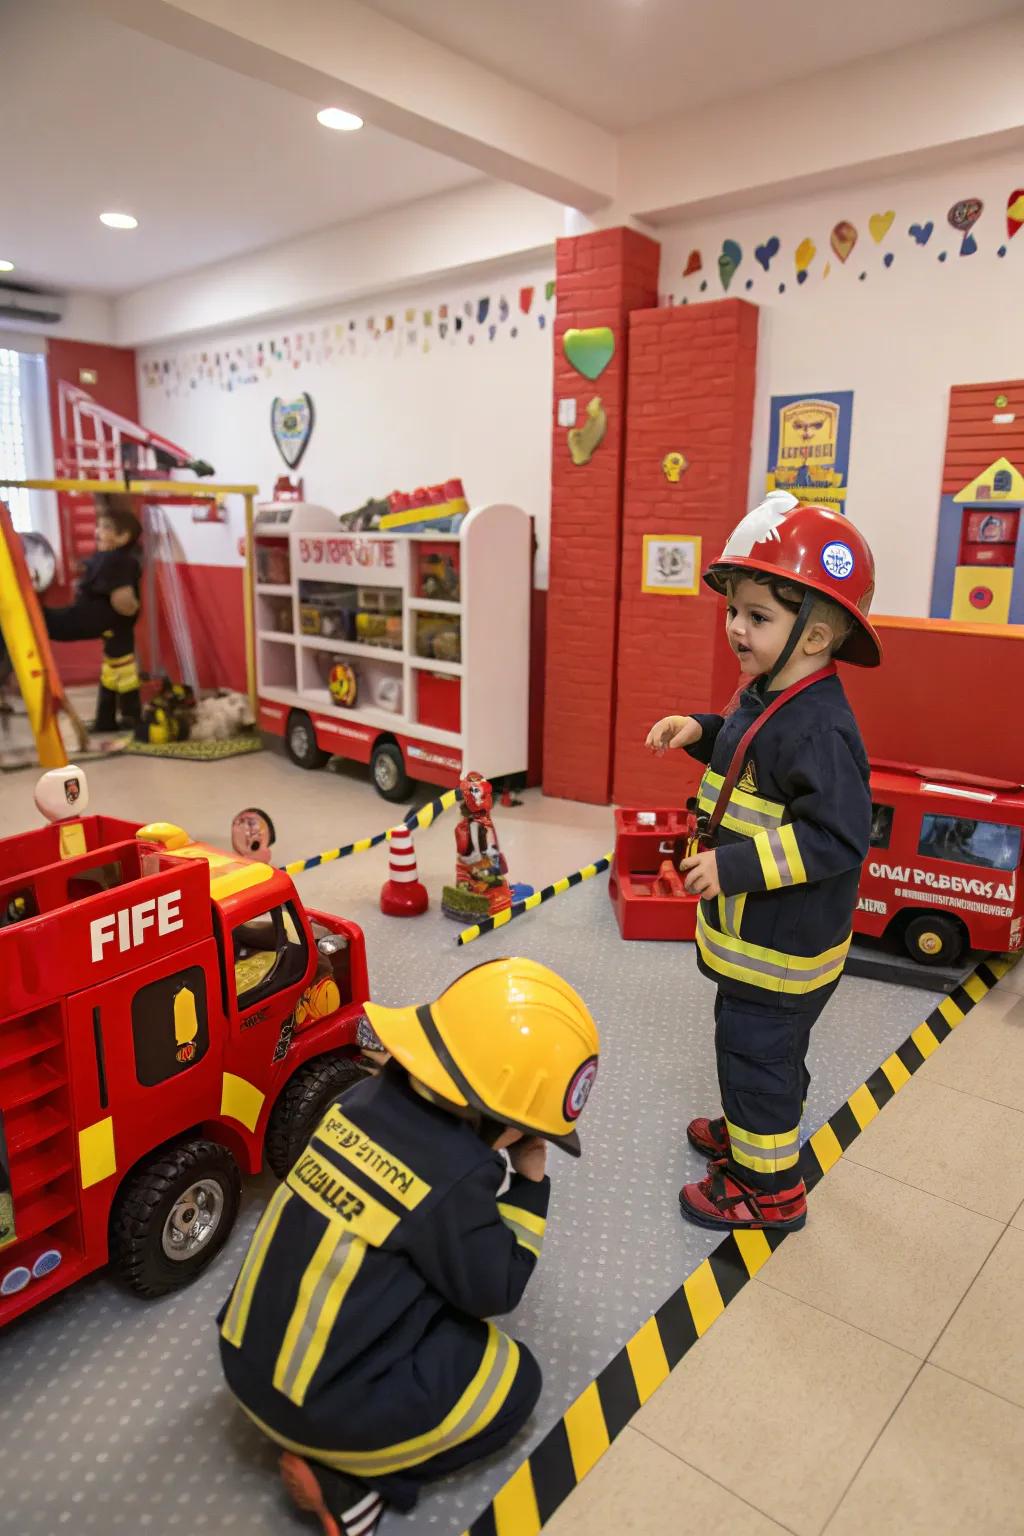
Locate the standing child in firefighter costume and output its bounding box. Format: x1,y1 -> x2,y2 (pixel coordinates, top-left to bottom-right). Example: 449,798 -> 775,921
217,957 -> 600,1536
646,492 -> 880,1233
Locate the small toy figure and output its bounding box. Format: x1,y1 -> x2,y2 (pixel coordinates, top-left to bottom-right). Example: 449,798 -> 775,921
230,807 -> 276,863
35,765 -> 89,860
442,773 -> 512,920
135,678 -> 195,745
328,662 -> 358,707
218,957 -> 600,1536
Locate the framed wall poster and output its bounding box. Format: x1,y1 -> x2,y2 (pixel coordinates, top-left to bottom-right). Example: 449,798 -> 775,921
641,534 -> 701,595
766,390 -> 853,511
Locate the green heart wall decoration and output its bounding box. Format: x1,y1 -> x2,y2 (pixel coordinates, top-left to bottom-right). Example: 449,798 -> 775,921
563,326 -> 615,380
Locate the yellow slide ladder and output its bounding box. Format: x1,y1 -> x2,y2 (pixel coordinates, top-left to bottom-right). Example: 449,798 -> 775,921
0,499 -> 84,767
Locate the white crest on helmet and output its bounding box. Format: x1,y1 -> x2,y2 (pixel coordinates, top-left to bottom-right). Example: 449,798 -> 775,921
722,491 -> 799,558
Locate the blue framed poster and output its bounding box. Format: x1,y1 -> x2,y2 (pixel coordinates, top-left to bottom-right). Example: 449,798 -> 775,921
766,390 -> 854,512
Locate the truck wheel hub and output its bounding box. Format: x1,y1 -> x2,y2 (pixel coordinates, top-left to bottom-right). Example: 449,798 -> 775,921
162,1179 -> 224,1260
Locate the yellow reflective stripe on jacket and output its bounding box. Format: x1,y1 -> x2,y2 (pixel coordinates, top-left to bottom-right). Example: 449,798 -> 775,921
233,1323 -> 520,1475
221,1184 -> 292,1347
697,769 -> 785,838
753,825 -> 808,891
497,1201 -> 546,1259
696,907 -> 850,995
315,1108 -> 431,1211
100,652 -> 140,693
274,1227 -> 366,1404
725,1119 -> 801,1175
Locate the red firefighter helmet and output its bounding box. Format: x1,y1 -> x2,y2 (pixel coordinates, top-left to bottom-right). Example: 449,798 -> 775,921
704,493 -> 882,667
460,771 -> 494,813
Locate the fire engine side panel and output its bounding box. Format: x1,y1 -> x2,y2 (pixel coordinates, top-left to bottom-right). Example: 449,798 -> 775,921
66,936 -> 228,1268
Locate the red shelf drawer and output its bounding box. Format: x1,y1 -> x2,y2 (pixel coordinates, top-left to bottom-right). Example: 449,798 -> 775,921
416,672 -> 461,734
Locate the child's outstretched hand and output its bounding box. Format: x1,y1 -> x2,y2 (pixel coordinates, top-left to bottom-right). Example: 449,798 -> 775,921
509,1135 -> 547,1183
645,715 -> 701,753
679,849 -> 721,898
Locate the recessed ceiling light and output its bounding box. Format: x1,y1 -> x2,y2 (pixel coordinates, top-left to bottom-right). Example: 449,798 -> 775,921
0,260 -> 13,273
316,107 -> 363,132
100,211 -> 138,230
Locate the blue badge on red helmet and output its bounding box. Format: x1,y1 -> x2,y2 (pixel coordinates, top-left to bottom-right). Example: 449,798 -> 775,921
563,1057 -> 598,1122
821,541 -> 854,580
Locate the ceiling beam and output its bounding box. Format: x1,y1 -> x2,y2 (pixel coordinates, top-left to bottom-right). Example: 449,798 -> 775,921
89,0 -> 617,212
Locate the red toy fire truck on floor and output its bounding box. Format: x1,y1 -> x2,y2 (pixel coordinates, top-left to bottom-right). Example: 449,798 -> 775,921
0,815 -> 370,1328
611,764 -> 1024,965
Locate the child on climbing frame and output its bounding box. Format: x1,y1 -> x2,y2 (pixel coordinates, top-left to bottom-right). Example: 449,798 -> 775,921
217,957 -> 600,1536
645,491 -> 880,1234
43,492 -> 143,731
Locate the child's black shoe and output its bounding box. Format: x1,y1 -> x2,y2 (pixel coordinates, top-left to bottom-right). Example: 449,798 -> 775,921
279,1453 -> 384,1536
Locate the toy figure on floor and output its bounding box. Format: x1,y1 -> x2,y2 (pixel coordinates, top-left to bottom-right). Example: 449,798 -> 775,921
442,772 -> 532,920
217,957 -> 600,1536
646,493 -> 880,1235
134,678 -> 195,744
231,807 -> 276,863
42,493 -> 143,733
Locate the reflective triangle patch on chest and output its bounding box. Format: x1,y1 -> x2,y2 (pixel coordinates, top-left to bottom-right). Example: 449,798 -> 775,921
737,760 -> 758,794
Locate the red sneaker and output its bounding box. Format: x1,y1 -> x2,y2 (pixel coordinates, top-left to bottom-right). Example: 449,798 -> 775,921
679,1164 -> 807,1231
686,1116 -> 729,1159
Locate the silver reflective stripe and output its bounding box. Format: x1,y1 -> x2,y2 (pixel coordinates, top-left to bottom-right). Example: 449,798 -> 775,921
498,1211 -> 544,1257
722,896 -> 743,937
766,827 -> 797,885
698,920 -> 845,985
277,1232 -> 355,1401
726,802 -> 784,832
729,1131 -> 799,1166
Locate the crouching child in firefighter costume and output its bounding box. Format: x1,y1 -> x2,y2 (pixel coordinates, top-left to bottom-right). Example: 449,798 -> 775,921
646,492 -> 880,1233
217,958 -> 600,1536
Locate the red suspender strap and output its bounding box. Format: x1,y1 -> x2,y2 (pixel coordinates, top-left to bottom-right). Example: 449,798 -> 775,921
701,664 -> 836,846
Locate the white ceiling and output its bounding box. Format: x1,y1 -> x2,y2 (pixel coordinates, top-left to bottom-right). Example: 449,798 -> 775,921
0,0 -> 480,296
364,0 -> 1024,131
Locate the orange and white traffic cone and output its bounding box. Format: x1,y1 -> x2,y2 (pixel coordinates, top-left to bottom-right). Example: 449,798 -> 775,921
380,824 -> 429,916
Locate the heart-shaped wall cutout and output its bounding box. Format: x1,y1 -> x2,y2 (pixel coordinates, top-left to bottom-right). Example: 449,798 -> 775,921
563,327 -> 616,380
908,221 -> 933,246
755,237 -> 780,271
869,211 -> 895,243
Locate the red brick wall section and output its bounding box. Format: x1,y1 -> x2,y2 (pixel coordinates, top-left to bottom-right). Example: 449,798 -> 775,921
612,299 -> 759,806
543,227 -> 660,802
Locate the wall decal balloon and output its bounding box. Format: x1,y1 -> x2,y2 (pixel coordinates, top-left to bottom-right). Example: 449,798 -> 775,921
948,198 -> 983,256
755,237 -> 780,271
794,237 -> 816,284
1006,190 -> 1024,241
830,221 -> 858,262
718,239 -> 742,291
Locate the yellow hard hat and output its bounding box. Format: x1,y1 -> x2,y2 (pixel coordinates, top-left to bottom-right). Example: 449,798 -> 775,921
363,958 -> 600,1156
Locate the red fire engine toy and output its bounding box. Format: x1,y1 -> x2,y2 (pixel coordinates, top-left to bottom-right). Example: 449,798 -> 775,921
0,810 -> 371,1327
611,763 -> 1024,965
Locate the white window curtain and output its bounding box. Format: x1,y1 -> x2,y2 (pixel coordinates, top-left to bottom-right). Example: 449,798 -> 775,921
0,344 -> 58,559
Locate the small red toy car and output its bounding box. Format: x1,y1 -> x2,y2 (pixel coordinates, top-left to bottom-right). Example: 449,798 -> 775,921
0,814 -> 371,1326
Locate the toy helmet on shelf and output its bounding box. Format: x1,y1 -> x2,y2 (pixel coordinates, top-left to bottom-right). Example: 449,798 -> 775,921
363,957 -> 600,1156
704,491 -> 882,668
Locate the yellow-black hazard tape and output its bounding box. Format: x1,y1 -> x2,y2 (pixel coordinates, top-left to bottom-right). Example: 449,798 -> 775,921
456,854 -> 612,946
462,952 -> 1018,1536
278,788 -> 460,876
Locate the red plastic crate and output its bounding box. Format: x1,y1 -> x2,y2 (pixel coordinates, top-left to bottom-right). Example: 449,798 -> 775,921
609,808 -> 699,942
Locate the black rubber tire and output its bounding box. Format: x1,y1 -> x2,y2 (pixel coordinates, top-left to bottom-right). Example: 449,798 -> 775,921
109,1139 -> 241,1298
904,913 -> 964,967
371,740 -> 412,802
263,1053 -> 369,1179
286,710 -> 329,770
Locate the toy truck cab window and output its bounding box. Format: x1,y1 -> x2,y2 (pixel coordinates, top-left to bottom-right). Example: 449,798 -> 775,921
870,804 -> 894,849
231,902 -> 308,1009
66,861 -> 123,904
132,966 -> 210,1086
918,815 -> 1022,872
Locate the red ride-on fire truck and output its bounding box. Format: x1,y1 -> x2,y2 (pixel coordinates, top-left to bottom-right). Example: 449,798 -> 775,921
0,815 -> 370,1327
611,764 -> 1024,965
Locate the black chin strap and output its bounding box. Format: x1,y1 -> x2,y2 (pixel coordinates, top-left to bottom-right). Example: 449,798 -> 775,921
764,589 -> 817,691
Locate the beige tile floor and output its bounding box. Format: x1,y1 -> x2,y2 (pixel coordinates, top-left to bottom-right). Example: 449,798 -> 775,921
547,965 -> 1024,1536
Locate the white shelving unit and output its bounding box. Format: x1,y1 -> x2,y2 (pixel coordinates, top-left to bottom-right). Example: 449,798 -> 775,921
252,500 -> 532,797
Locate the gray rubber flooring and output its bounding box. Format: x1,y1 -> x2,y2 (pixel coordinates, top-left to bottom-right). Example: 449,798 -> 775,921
0,762 -> 942,1536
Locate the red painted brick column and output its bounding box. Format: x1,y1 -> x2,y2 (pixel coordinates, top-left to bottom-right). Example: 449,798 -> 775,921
543,227 -> 660,803
612,299 -> 759,806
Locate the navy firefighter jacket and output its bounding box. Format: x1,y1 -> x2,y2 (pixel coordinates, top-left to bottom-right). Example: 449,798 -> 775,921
687,671 -> 871,1010
217,1066 -> 548,1474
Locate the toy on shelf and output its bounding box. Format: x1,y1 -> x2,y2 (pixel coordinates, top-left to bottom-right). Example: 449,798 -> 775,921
0,789 -> 373,1330
272,475 -> 304,503
417,548 -> 460,602
380,479 -> 468,534
328,662 -> 358,708
379,824 -> 429,917
441,772 -> 532,921
230,807 -> 276,863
